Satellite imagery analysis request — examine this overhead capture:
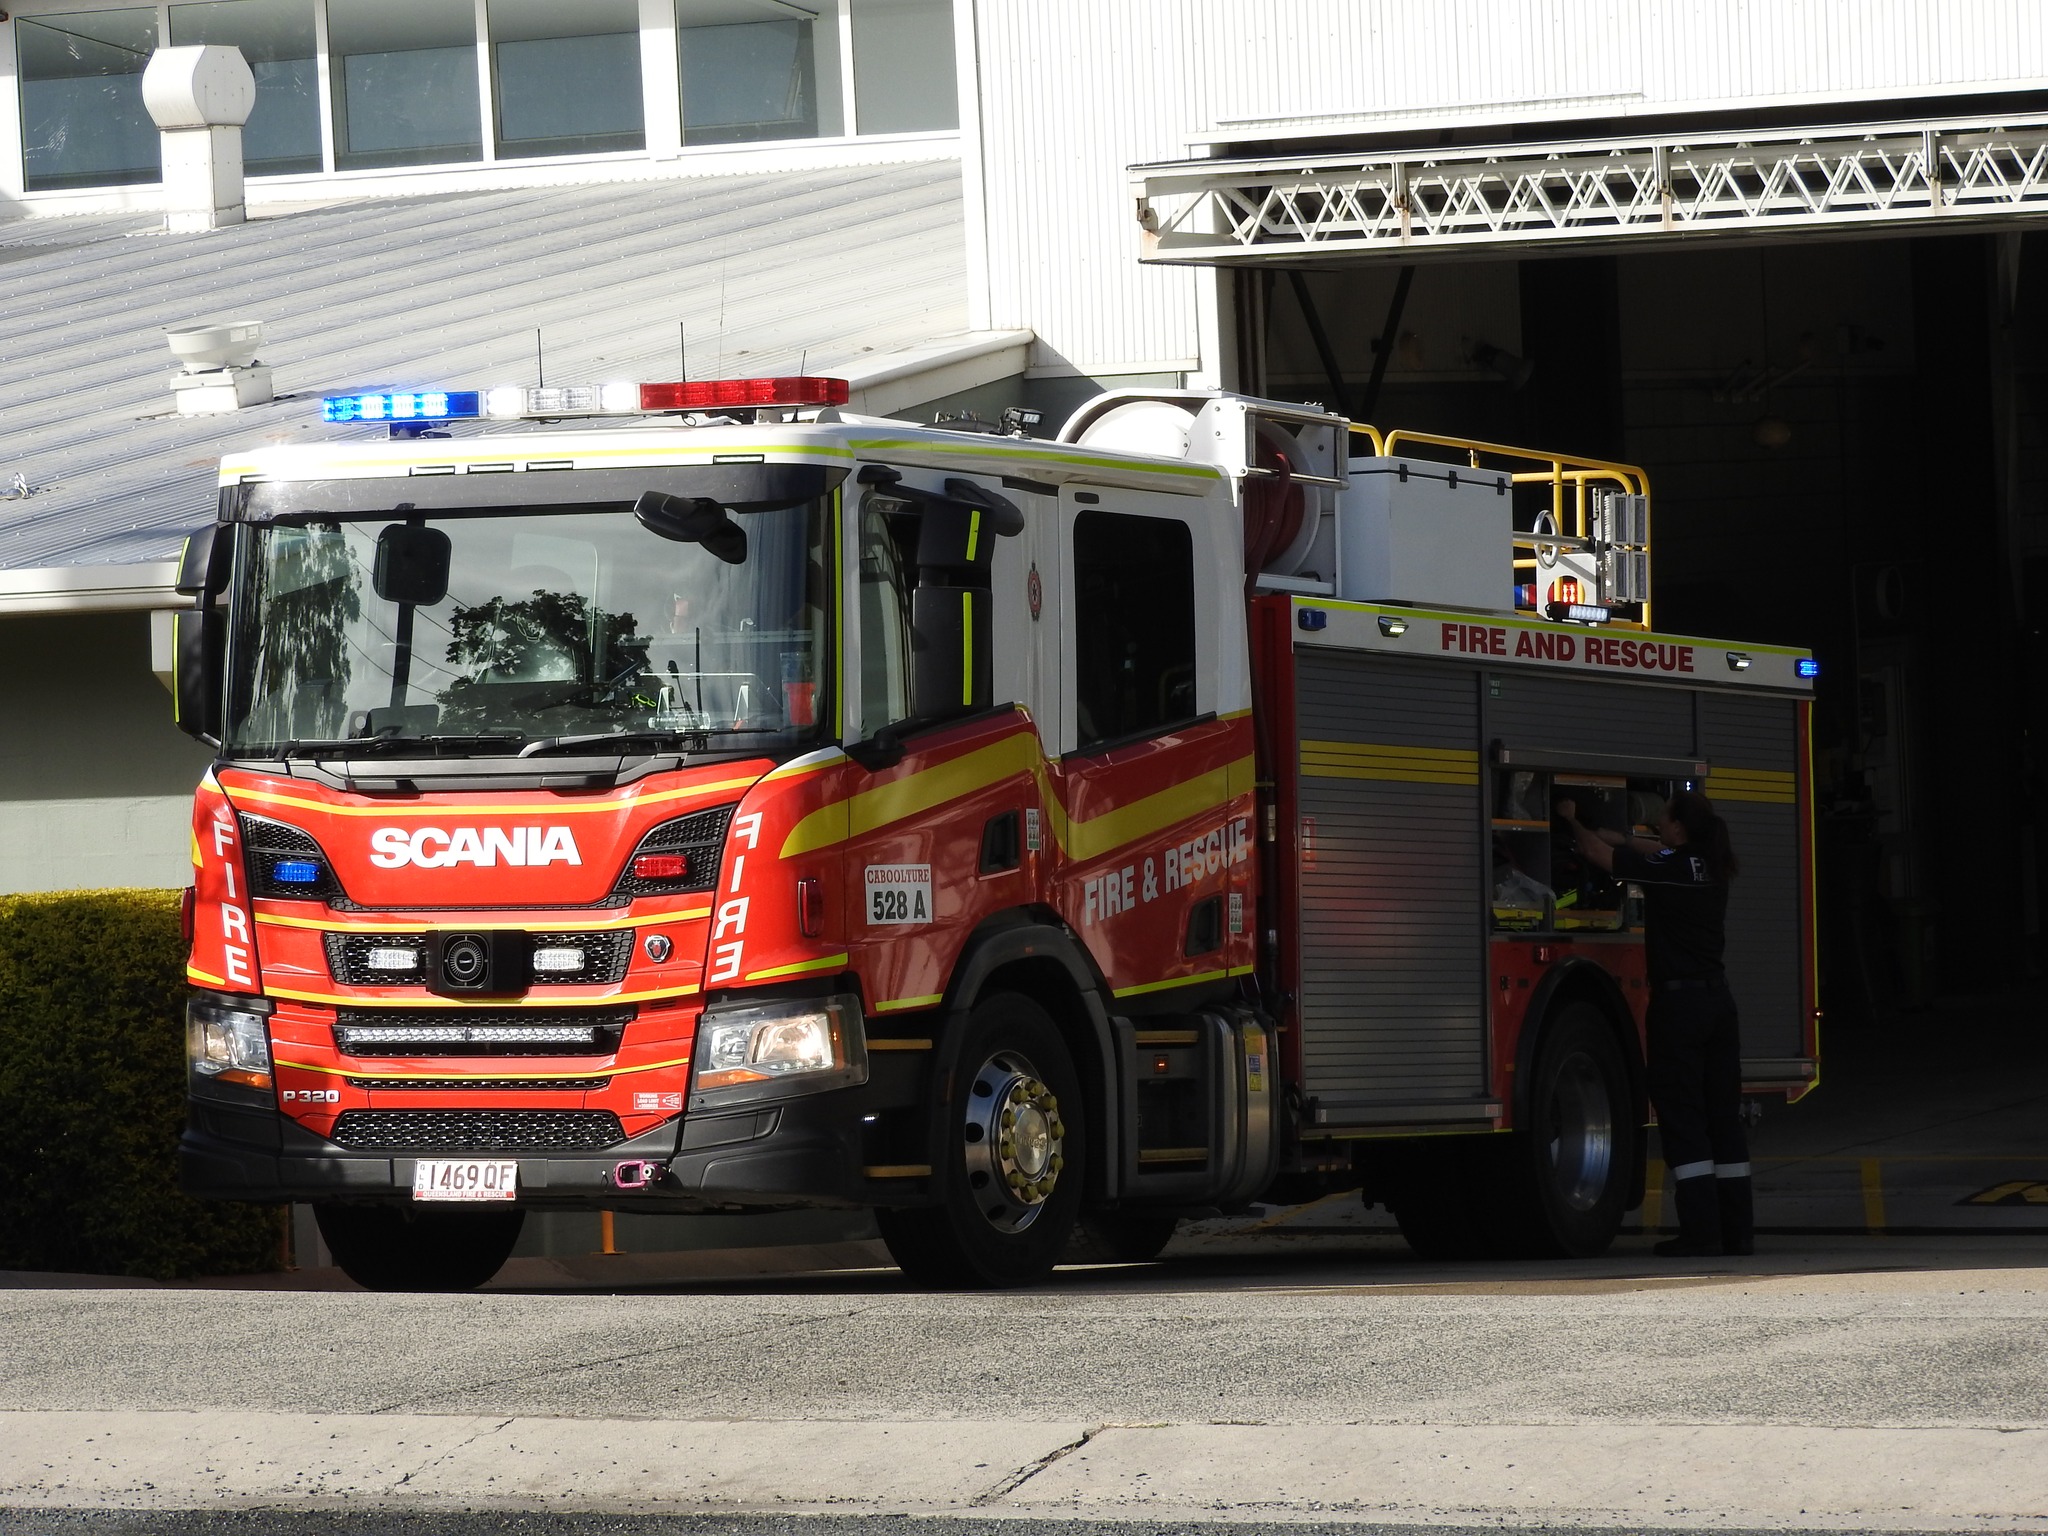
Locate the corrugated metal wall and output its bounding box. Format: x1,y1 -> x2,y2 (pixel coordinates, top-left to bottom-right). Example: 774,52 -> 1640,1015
973,0 -> 2046,375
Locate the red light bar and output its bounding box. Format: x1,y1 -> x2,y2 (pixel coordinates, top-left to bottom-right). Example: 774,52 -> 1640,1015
633,854 -> 689,880
638,376 -> 850,412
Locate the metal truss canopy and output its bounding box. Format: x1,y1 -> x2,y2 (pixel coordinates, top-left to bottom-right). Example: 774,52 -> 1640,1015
1132,114 -> 2048,264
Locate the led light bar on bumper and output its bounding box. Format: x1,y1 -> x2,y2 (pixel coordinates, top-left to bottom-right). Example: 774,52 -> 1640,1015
691,993 -> 868,1108
187,993 -> 273,1091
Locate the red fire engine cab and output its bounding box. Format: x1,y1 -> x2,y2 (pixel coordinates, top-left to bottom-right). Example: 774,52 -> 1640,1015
173,376 -> 1816,1288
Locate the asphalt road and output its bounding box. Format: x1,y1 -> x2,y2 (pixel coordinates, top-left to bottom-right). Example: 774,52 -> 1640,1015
5,1234 -> 2048,1530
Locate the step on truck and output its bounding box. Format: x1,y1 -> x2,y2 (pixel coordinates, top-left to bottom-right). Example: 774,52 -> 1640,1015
173,375 -> 1817,1288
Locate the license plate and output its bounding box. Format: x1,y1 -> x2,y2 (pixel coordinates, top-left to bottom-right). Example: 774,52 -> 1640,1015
411,1159 -> 518,1201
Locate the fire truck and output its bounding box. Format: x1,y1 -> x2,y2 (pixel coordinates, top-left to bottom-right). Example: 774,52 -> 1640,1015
173,375 -> 1816,1288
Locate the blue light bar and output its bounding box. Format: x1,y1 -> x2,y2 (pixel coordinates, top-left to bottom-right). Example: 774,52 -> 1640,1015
1796,658 -> 1821,679
321,391 -> 482,424
271,859 -> 322,884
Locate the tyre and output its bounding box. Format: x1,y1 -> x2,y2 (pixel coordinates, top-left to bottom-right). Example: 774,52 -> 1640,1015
314,1202 -> 525,1291
1389,1138 -> 1502,1260
875,992 -> 1085,1287
1499,1000 -> 1635,1258
1065,1211 -> 1179,1265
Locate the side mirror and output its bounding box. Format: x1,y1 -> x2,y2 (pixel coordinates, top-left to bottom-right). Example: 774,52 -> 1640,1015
175,524 -> 232,598
373,524 -> 451,605
173,608 -> 224,742
910,586 -> 990,720
634,491 -> 747,565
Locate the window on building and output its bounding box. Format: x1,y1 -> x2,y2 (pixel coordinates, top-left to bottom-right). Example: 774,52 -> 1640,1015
678,0 -> 844,145
849,0 -> 957,134
487,0 -> 645,159
327,0 -> 483,170
1072,511 -> 1197,752
168,0 -> 320,175
17,8 -> 160,191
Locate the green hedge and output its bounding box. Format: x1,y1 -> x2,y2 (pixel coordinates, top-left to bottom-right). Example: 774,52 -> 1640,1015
0,890 -> 280,1278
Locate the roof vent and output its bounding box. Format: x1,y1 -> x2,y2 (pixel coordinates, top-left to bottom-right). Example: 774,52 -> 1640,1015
142,45 -> 255,233
165,320 -> 272,414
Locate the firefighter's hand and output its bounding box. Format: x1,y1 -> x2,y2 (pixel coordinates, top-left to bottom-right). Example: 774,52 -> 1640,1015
1556,798 -> 1578,824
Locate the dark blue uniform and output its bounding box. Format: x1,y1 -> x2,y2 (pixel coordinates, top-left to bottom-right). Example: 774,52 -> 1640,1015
1611,842 -> 1752,1255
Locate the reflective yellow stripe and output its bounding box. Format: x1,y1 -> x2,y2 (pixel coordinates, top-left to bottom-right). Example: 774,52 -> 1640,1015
186,965 -> 228,986
743,951 -> 848,982
1063,755 -> 1255,863
221,443 -> 855,479
1711,768 -> 1797,804
1112,963 -> 1254,999
226,774 -> 760,819
277,1054 -> 692,1082
255,906 -> 710,933
779,729 -> 1255,864
965,507 -> 981,562
962,591 -> 974,707
875,994 -> 944,1013
1300,741 -> 1480,786
263,982 -> 699,1008
780,733 -> 1040,857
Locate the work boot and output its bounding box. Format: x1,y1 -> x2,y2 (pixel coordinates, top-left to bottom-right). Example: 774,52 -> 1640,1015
1716,1174 -> 1755,1256
1654,1174 -> 1723,1257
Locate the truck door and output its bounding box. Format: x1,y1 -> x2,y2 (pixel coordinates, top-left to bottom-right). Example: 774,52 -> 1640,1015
1052,485 -> 1256,999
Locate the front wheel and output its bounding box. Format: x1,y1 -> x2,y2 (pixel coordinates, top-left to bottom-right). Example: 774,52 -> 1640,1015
314,1202 -> 524,1291
876,992 -> 1085,1287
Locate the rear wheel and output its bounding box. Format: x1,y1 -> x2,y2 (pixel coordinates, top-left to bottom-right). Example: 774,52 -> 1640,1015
876,992 -> 1085,1288
1499,1001 -> 1634,1257
314,1202 -> 524,1292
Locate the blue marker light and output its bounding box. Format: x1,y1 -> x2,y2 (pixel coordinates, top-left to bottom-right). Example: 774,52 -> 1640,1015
321,391 -> 482,424
271,859 -> 321,885
1796,658 -> 1821,679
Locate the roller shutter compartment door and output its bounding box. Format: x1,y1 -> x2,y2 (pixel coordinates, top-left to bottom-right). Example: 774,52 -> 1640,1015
1295,652 -> 1488,1120
1699,691 -> 1804,1066
1484,670 -> 1697,760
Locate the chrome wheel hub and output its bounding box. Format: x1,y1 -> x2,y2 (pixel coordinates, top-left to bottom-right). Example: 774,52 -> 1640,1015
1545,1051 -> 1615,1213
962,1051 -> 1066,1234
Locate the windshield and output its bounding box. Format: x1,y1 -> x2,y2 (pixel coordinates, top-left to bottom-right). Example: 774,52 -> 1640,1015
222,498 -> 830,757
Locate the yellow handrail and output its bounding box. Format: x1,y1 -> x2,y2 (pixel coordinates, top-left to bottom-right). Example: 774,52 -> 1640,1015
1350,424 -> 1655,628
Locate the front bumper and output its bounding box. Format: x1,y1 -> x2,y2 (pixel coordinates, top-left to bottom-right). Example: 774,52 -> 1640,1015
180,1091 -> 879,1211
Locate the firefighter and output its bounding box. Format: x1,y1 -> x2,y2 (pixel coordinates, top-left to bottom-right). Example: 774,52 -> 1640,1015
1556,789 -> 1752,1257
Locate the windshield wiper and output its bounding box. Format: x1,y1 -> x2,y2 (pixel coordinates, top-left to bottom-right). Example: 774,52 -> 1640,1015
278,734 -> 523,759
515,727 -> 784,758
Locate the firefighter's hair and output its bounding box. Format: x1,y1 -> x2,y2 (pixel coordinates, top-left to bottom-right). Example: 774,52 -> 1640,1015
1667,788 -> 1739,881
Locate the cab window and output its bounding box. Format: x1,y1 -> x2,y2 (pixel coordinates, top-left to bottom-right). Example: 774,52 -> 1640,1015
1072,510 -> 1195,752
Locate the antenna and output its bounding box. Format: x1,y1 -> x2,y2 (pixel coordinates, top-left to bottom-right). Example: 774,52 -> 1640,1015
679,321 -> 687,381
717,262 -> 727,378
535,328 -> 544,389
799,348 -> 808,376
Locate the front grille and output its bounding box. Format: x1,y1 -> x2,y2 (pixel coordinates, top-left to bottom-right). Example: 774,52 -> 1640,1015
346,1076 -> 610,1091
324,930 -> 633,986
333,1007 -> 632,1057
239,814 -> 345,902
613,804 -> 735,897
331,1109 -> 624,1151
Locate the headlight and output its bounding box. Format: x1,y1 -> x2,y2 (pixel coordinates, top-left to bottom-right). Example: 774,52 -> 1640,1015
187,993 -> 273,1090
691,993 -> 868,1106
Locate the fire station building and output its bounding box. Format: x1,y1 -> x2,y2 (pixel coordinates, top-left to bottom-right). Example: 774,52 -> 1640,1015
1,0 -> 2045,1024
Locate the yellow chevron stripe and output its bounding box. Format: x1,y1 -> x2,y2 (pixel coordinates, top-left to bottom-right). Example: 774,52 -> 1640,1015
255,906 -> 711,934
226,774 -> 760,820
743,951 -> 849,982
1064,755 -> 1257,863
186,965 -> 228,987
1112,963 -> 1256,1000
1301,741 -> 1481,786
263,981 -> 699,1008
